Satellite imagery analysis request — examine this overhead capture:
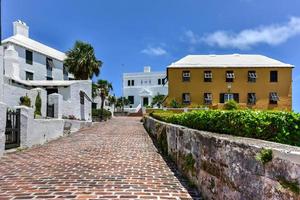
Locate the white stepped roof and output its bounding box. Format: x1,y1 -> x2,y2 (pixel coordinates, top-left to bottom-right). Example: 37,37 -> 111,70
168,54 -> 293,68
3,34 -> 66,61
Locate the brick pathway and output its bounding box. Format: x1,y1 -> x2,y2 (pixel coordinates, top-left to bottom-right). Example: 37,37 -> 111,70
0,117 -> 201,200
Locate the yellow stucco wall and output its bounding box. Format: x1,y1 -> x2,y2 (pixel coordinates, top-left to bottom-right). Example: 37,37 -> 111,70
167,67 -> 292,111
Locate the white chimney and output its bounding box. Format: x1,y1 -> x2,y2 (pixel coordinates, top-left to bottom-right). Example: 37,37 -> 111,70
144,66 -> 151,73
13,20 -> 29,37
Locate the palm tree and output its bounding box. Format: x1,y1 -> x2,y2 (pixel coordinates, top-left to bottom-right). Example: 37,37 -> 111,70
64,41 -> 102,80
97,80 -> 113,120
108,95 -> 117,111
116,97 -> 130,112
151,93 -> 166,108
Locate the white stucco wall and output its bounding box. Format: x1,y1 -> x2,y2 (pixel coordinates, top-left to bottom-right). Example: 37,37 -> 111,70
123,70 -> 168,109
0,47 -> 4,102
61,81 -> 92,121
3,84 -> 47,117
0,103 -> 7,157
3,43 -> 67,81
17,106 -> 64,148
48,93 -> 63,119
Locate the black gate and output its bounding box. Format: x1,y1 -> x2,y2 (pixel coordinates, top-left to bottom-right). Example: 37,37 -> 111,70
47,104 -> 54,118
5,109 -> 21,150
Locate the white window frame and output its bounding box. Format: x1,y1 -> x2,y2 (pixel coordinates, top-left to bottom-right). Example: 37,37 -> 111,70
183,72 -> 190,78
204,72 -> 212,79
226,72 -> 235,79
224,93 -> 234,102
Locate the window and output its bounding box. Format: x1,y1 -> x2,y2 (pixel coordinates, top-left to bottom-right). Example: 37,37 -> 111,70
226,71 -> 235,82
269,92 -> 279,104
220,93 -> 239,103
182,71 -> 190,82
46,76 -> 53,80
204,71 -> 212,82
63,65 -> 68,80
128,96 -> 134,104
131,80 -> 135,86
158,79 -> 161,85
128,80 -> 131,86
182,93 -> 191,104
46,57 -> 54,70
162,78 -> 165,85
25,71 -> 33,80
248,71 -> 257,82
270,71 -> 278,82
25,50 -> 33,65
204,93 -> 212,104
247,93 -> 256,105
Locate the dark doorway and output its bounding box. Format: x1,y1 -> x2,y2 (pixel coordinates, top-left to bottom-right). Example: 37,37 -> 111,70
143,97 -> 149,106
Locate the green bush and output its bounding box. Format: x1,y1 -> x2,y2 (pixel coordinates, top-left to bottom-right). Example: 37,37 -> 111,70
92,108 -> 112,120
224,100 -> 239,110
20,95 -> 31,107
34,92 -> 42,117
150,110 -> 300,147
170,99 -> 181,108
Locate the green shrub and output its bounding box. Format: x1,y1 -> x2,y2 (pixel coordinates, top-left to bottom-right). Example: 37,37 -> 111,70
224,100 -> 239,110
255,149 -> 273,164
170,99 -> 181,108
92,108 -> 112,120
34,92 -> 42,117
20,95 -> 31,107
278,177 -> 300,194
150,110 -> 300,147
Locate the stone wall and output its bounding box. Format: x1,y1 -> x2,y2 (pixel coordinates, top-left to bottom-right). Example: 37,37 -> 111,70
0,103 -> 7,157
17,106 -> 64,148
144,116 -> 300,200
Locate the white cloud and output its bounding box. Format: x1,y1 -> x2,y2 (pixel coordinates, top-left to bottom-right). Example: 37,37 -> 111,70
184,30 -> 201,45
141,46 -> 167,56
187,17 -> 300,49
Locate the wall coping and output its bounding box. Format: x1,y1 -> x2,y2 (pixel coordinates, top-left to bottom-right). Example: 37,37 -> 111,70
146,116 -> 300,164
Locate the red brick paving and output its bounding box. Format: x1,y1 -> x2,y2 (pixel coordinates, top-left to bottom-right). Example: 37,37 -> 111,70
0,117 -> 201,200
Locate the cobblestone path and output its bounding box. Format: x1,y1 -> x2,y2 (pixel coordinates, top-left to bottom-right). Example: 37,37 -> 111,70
0,117 -> 201,200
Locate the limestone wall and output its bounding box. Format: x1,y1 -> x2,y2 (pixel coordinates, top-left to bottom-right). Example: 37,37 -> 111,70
0,103 -> 7,157
144,116 -> 300,200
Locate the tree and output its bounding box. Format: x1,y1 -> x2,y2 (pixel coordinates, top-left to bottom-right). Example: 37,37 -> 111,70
97,80 -> 113,120
34,92 -> 42,117
151,94 -> 166,108
116,97 -> 130,112
92,83 -> 98,98
64,41 -> 102,80
108,95 -> 117,111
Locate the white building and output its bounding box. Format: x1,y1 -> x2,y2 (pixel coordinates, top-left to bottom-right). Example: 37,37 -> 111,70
123,66 -> 168,112
0,21 -> 92,121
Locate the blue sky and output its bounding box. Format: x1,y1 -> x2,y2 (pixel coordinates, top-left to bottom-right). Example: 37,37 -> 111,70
3,0 -> 300,111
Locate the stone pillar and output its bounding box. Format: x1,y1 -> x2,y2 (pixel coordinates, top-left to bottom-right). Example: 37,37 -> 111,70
48,93 -> 63,119
0,102 -> 7,157
14,106 -> 34,148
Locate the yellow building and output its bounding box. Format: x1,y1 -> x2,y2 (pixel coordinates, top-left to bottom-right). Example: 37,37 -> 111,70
166,54 -> 293,110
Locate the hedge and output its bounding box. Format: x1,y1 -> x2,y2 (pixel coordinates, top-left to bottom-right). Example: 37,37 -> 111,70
92,108 -> 112,120
150,110 -> 300,147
